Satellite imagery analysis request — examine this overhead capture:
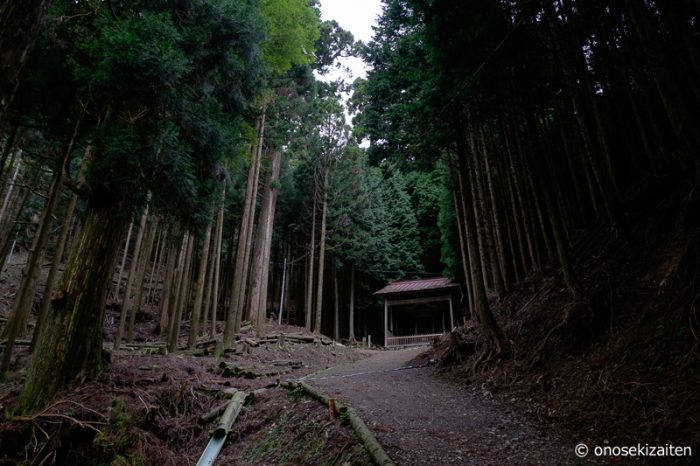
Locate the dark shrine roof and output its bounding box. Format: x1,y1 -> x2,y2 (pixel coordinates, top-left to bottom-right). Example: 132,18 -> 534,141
373,277 -> 459,296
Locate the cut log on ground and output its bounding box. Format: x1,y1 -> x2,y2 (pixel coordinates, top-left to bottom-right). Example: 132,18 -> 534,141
216,391 -> 248,434
199,400 -> 230,425
0,339 -> 30,347
283,380 -> 395,466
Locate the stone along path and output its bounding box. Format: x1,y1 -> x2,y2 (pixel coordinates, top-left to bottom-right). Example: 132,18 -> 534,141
304,347 -> 573,466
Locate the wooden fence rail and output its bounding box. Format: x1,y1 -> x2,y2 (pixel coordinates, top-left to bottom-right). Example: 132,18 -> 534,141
386,333 -> 443,347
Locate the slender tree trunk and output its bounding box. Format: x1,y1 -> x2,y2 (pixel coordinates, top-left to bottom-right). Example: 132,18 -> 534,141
225,113 -> 264,345
504,204 -> 521,283
555,104 -> 590,224
314,165 -> 329,336
457,132 -> 505,351
348,265 -> 356,341
112,217 -> 134,300
522,147 -> 555,261
467,150 -> 491,292
250,148 -> 282,338
480,127 -> 509,291
305,196 -> 317,332
167,232 -> 194,352
0,132 -> 22,222
127,218 -> 158,342
158,243 -> 177,336
472,127 -> 505,297
0,156 -> 25,274
187,220 -> 212,349
16,203 -> 127,413
282,247 -> 291,324
0,124 -> 20,183
503,123 -> 539,272
146,227 -> 163,305
209,184 -> 225,336
453,189 -> 475,320
333,260 -> 340,341
0,151 -> 21,226
114,194 -> 150,350
166,233 -> 189,335
202,213 -> 217,334
543,184 -> 582,299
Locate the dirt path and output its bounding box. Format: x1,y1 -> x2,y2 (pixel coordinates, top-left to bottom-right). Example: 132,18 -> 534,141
304,347 -> 574,466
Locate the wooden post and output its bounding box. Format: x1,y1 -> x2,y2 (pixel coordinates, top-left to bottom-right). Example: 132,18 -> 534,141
390,307 -> 394,334
449,295 -> 455,330
383,299 -> 388,347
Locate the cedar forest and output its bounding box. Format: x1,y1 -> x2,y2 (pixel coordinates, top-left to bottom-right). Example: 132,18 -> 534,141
0,0 -> 699,464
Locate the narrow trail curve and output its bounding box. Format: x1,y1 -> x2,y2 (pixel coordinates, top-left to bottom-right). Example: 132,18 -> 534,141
304,347 -> 574,466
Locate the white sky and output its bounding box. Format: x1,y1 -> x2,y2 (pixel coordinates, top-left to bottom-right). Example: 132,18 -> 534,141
318,0 -> 383,81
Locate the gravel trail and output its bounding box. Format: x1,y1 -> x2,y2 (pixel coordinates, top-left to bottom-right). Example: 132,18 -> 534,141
304,347 -> 574,466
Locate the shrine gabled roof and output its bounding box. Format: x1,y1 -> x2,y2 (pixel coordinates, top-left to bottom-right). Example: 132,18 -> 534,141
373,277 -> 459,296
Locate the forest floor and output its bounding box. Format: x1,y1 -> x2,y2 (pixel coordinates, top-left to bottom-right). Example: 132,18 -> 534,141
0,287 -> 376,466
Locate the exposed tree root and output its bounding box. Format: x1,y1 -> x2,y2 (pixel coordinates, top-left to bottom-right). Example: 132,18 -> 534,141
435,324 -> 511,374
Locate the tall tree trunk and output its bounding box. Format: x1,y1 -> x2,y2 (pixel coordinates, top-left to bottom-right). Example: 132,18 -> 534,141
333,260 -> 340,341
314,165 -> 329,336
187,220 -> 212,349
467,150 -> 491,292
167,232 -> 194,352
0,150 -> 21,227
305,196 -> 317,332
15,203 -> 126,412
250,148 -> 282,338
453,189 -> 475,320
209,184 -> 225,336
114,194 -> 150,350
472,126 -> 505,297
127,218 -> 158,342
480,127 -> 509,291
158,242 -> 177,336
225,113 -> 264,346
0,124 -> 20,183
0,156 -> 28,274
503,122 -> 540,272
457,133 -> 505,352
146,227 -> 164,305
543,184 -> 582,299
348,265 -> 355,341
111,217 -> 134,300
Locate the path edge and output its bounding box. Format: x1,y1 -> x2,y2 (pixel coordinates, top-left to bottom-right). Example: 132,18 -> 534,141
282,380 -> 395,466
